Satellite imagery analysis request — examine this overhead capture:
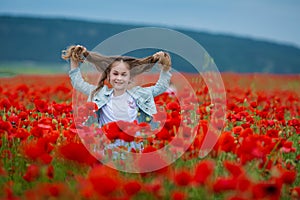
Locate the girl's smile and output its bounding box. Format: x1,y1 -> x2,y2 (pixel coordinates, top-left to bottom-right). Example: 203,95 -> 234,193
109,60 -> 131,96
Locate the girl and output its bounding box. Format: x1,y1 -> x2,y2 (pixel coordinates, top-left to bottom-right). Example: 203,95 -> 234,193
62,45 -> 172,126
61,45 -> 172,154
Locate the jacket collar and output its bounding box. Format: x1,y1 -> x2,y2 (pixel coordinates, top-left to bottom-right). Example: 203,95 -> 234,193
127,87 -> 141,99
103,87 -> 113,97
101,85 -> 142,100
103,86 -> 134,97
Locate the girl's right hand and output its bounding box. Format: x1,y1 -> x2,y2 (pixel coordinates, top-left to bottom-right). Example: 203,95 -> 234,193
62,45 -> 88,69
153,51 -> 172,71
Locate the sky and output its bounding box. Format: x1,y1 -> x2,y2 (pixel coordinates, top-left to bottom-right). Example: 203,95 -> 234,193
1,0 -> 300,48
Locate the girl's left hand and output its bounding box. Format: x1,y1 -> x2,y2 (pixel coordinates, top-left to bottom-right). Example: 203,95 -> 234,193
153,51 -> 171,71
62,45 -> 88,63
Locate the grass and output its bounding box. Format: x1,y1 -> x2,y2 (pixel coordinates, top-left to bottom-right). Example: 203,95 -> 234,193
0,62 -> 68,76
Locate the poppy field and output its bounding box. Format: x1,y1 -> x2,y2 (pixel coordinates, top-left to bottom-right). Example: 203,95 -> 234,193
0,72 -> 300,200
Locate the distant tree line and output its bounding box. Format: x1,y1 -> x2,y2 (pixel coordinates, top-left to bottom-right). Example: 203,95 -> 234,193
1,16 -> 300,73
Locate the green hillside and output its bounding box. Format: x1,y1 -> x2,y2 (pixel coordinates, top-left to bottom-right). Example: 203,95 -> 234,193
1,15 -> 300,73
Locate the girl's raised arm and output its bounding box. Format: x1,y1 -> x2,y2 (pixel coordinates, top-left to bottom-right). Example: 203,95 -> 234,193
148,51 -> 172,96
148,69 -> 172,97
68,66 -> 96,96
62,45 -> 96,96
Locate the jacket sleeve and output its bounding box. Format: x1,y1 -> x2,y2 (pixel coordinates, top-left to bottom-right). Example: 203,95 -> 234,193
69,67 -> 96,96
148,69 -> 172,97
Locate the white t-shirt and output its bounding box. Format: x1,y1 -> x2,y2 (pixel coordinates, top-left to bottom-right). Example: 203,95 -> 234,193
99,92 -> 138,126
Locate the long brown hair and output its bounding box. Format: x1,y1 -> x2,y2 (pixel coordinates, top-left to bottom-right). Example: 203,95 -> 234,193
62,45 -> 171,98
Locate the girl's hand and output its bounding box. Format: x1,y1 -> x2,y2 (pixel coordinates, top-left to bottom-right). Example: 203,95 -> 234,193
62,45 -> 88,69
153,51 -> 171,71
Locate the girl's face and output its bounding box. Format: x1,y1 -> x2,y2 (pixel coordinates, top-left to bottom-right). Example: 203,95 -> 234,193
109,61 -> 131,93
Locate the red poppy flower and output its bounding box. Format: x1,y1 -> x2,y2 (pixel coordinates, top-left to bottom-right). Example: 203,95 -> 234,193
46,183 -> 65,197
116,120 -> 140,136
138,122 -> 152,132
138,147 -> 168,173
288,118 -> 300,127
155,127 -> 171,141
23,164 -> 40,182
252,181 -> 282,200
198,120 -> 208,134
233,126 -> 243,135
123,180 -> 142,196
281,141 -> 296,153
194,160 -> 215,185
174,170 -> 192,186
54,85 -> 71,94
239,127 -> 253,138
266,129 -> 279,138
164,115 -> 181,133
216,131 -> 236,153
102,121 -> 122,141
0,120 -> 13,134
142,146 -> 157,153
85,102 -> 98,112
30,126 -> 47,138
212,177 -> 237,193
47,165 -> 54,179
16,83 -> 29,93
280,170 -> 297,185
171,191 -> 186,200
223,161 -> 244,178
250,101 -> 258,108
7,114 -> 19,127
39,153 -> 53,165
88,165 -> 119,196
119,131 -> 135,143
0,98 -> 12,110
59,142 -> 98,166
166,101 -> 180,112
18,111 -> 28,120
144,182 -> 162,196
22,138 -> 48,161
34,99 -> 49,113
27,182 -> 69,198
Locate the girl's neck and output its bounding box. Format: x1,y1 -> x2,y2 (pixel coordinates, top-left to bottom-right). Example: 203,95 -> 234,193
113,89 -> 126,97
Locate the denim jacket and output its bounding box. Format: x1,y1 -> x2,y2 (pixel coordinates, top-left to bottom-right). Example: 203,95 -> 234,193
69,67 -> 172,124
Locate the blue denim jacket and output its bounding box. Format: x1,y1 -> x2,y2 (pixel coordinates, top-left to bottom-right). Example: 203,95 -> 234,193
69,67 -> 172,124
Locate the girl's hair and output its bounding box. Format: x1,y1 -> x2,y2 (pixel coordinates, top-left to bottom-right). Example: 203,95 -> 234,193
62,45 -> 171,98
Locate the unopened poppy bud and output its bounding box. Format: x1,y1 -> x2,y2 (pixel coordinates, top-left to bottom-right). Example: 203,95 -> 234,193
205,106 -> 211,113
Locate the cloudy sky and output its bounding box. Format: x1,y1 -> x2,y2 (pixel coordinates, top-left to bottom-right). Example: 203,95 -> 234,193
1,0 -> 300,48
